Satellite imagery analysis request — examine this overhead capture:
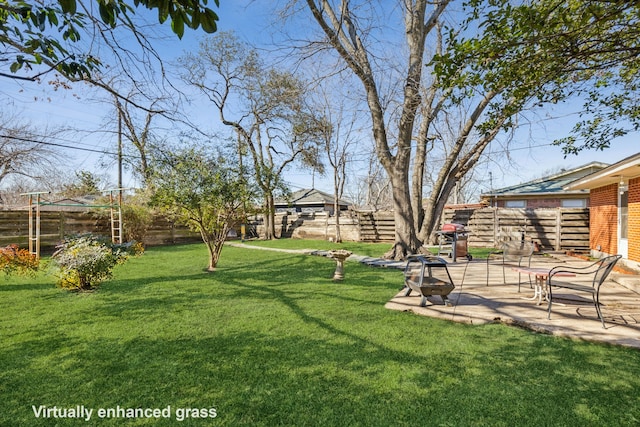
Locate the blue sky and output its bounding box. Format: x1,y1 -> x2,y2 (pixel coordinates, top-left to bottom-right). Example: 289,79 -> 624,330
3,1 -> 638,199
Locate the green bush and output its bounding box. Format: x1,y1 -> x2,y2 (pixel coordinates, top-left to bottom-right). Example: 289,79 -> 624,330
122,203 -> 153,243
51,235 -> 139,291
88,191 -> 154,246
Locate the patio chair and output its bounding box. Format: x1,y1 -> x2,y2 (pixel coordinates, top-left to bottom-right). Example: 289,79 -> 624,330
546,254 -> 622,328
486,241 -> 534,291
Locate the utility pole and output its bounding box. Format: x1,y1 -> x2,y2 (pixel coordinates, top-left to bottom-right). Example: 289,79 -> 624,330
118,107 -> 123,190
112,108 -> 124,244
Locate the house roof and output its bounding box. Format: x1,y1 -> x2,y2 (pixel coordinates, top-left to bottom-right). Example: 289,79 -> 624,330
276,188 -> 351,207
565,152 -> 640,190
481,162 -> 609,197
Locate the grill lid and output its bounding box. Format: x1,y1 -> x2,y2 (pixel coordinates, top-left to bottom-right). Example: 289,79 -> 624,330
441,223 -> 465,232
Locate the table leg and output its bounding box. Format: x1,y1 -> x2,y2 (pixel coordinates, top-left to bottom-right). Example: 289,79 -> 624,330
535,276 -> 545,305
522,285 -> 539,301
521,275 -> 547,304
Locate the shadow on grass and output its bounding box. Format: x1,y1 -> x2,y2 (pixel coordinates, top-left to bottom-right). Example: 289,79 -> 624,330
5,245 -> 640,425
0,282 -> 52,292
74,248 -> 403,328
3,319 -> 640,426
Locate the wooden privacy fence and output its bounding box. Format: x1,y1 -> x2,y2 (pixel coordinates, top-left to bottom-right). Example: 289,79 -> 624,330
247,211 -> 360,241
443,207 -> 590,251
0,210 -> 200,252
357,211 -> 395,242
358,207 -> 590,251
0,207 -> 590,252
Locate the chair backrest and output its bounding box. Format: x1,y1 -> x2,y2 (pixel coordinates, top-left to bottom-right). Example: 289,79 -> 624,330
502,241 -> 534,263
593,255 -> 622,288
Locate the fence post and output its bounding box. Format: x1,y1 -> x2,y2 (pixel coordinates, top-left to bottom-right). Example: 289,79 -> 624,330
59,212 -> 65,241
493,208 -> 498,246
555,209 -> 562,252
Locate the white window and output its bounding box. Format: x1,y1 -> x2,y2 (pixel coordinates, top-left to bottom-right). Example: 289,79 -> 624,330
505,200 -> 526,208
561,199 -> 586,208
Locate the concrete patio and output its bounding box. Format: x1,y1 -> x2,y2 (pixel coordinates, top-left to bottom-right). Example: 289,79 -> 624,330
227,243 -> 640,349
380,253 -> 640,349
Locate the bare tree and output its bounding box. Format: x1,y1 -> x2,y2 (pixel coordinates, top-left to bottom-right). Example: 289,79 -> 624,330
179,32 -> 326,239
112,93 -> 170,187
298,1 -> 449,258
295,1 -> 570,258
0,111 -> 62,203
311,83 -> 361,242
345,145 -> 392,211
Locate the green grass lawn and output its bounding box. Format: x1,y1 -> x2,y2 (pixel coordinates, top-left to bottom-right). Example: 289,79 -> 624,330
2,242 -> 640,426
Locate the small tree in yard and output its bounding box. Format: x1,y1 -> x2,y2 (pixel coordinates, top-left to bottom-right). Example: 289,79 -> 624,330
150,148 -> 253,272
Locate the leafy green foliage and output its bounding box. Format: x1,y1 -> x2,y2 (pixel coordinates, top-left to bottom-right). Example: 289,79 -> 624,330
445,0 -> 640,154
435,1 -> 573,135
149,148 -> 255,271
51,234 -> 140,291
1,0 -> 220,80
61,170 -> 104,197
0,244 -> 39,276
1,1 -> 96,79
121,202 -> 154,244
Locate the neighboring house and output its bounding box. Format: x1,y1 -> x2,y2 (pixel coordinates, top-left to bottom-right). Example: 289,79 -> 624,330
564,152 -> 640,268
275,188 -> 351,214
480,162 -> 609,208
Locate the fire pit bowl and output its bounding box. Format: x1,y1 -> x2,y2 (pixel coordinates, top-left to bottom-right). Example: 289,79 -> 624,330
403,255 -> 455,307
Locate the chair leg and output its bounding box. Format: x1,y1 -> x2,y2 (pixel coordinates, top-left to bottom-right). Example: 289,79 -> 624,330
517,273 -> 521,293
547,287 -> 553,319
593,295 -> 606,329
486,259 -> 490,286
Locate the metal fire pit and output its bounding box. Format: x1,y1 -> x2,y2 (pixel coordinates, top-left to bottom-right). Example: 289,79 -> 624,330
436,223 -> 472,262
403,256 -> 455,307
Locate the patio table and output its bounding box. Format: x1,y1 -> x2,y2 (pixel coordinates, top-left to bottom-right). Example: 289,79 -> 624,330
511,267 -> 575,305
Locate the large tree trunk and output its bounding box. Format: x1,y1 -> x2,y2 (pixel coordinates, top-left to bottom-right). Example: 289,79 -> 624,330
420,175 -> 458,245
411,133 -> 427,233
304,0 -> 449,260
263,193 -> 277,240
384,170 -> 422,260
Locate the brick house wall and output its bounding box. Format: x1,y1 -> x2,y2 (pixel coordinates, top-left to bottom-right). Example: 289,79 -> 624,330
589,184 -> 618,255
629,177 -> 640,263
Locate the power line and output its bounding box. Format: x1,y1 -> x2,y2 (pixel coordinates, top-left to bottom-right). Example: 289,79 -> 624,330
0,134 -> 137,159
340,140 -> 560,164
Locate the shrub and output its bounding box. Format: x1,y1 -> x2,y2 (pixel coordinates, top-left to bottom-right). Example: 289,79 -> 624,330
51,235 -> 138,291
0,245 -> 39,276
122,203 -> 153,244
